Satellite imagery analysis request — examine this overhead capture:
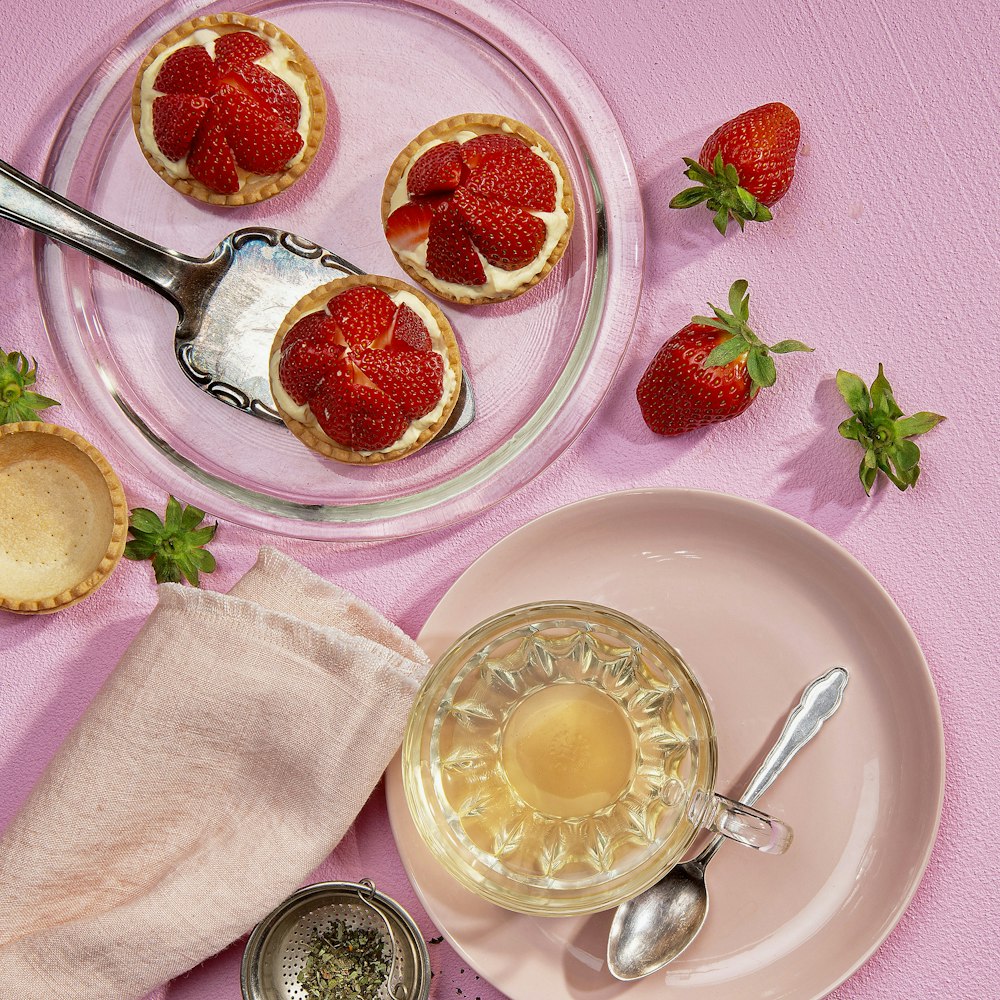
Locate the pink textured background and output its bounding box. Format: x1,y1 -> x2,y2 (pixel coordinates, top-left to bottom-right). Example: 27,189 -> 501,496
1,1 -> 998,999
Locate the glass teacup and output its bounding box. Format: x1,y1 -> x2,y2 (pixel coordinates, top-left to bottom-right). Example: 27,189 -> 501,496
402,601 -> 791,915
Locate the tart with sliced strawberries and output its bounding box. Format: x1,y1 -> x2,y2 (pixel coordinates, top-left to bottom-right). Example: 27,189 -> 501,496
269,275 -> 463,464
382,114 -> 575,304
132,12 -> 326,205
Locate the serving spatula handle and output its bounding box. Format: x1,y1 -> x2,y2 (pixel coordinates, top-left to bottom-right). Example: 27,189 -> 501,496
0,157 -> 204,310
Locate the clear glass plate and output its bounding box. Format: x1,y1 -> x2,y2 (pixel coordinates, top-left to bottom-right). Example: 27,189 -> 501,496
37,0 -> 643,539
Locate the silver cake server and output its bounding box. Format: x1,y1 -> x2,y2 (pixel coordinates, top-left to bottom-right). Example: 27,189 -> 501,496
0,157 -> 474,435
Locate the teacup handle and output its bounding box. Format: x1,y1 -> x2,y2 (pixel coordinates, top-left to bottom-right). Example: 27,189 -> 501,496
692,791 -> 793,854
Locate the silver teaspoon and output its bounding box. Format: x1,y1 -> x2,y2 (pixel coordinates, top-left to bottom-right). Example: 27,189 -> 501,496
607,665 -> 849,981
0,158 -> 474,436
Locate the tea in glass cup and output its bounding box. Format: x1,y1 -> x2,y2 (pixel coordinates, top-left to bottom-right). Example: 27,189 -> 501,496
402,602 -> 790,915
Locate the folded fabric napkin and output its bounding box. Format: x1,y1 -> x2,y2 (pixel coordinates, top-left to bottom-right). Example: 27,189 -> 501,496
0,547 -> 431,1000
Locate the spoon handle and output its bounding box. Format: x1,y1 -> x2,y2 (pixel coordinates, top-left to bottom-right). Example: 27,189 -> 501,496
695,666 -> 849,867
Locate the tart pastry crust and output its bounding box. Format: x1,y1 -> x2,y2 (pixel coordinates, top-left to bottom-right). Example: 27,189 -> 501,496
381,113 -> 575,304
131,11 -> 326,206
270,274 -> 463,464
0,423 -> 128,615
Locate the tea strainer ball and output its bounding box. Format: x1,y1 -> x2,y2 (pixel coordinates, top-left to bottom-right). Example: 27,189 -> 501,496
241,880 -> 430,1000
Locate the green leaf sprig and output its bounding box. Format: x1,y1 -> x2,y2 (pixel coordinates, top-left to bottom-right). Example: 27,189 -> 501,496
669,153 -> 773,235
124,496 -> 218,586
694,280 -> 813,394
0,348 -> 60,424
836,365 -> 945,495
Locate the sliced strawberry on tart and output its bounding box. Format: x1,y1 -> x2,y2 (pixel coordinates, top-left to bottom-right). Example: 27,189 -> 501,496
132,12 -> 326,205
382,114 -> 575,304
269,275 -> 463,464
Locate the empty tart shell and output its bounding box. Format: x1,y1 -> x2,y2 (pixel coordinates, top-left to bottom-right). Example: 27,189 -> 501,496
381,113 -> 575,304
269,274 -> 463,464
131,11 -> 327,206
0,423 -> 128,614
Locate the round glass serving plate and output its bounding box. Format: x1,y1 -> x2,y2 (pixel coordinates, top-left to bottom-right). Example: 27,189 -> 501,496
37,0 -> 643,539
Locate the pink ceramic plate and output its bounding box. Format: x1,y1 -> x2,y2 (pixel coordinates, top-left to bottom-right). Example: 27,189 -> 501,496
385,489 -> 945,1000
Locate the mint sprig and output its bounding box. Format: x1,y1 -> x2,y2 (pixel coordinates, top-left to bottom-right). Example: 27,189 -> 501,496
836,365 -> 945,495
669,153 -> 773,235
0,348 -> 60,424
693,280 -> 813,395
125,496 -> 218,586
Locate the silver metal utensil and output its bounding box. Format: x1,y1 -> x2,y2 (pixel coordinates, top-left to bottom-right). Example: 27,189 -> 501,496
0,158 -> 474,437
607,665 -> 849,981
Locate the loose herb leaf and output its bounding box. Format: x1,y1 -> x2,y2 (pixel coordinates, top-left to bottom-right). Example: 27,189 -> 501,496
298,922 -> 390,1000
836,364 -> 945,495
124,497 -> 218,586
0,348 -> 60,424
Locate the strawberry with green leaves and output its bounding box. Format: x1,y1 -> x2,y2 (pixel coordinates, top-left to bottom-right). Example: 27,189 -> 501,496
670,102 -> 801,235
0,348 -> 59,424
836,365 -> 945,494
636,281 -> 812,436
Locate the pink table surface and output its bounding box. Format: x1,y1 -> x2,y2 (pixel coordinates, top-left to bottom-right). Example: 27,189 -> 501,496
2,1 -> 998,998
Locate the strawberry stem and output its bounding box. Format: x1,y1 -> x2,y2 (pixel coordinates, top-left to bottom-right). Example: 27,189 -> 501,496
669,154 -> 773,235
0,348 -> 60,424
694,281 -> 812,395
124,496 -> 218,586
836,365 -> 945,495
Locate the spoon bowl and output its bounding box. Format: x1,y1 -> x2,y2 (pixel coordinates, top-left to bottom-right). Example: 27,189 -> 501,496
607,858 -> 708,977
607,666 -> 849,981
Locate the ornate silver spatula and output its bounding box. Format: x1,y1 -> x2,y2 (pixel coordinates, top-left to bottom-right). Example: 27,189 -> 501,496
0,157 -> 473,435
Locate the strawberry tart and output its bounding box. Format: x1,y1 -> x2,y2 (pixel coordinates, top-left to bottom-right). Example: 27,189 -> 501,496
269,275 -> 462,464
382,114 -> 575,304
132,12 -> 326,205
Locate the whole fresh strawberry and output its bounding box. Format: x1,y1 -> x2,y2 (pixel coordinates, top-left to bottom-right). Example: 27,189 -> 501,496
836,365 -> 945,494
669,103 -> 801,235
636,280 -> 812,435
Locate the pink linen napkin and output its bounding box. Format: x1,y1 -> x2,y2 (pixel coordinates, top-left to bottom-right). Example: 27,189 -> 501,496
0,547 -> 431,1000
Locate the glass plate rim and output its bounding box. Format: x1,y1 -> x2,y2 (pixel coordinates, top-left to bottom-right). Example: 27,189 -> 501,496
36,0 -> 645,540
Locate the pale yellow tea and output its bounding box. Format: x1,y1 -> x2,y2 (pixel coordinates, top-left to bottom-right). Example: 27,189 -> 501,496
432,622 -> 710,884
501,683 -> 636,817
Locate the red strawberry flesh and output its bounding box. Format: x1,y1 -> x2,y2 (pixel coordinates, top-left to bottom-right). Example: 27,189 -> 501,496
215,86 -> 303,175
186,107 -> 239,194
385,201 -> 435,253
426,209 -> 487,285
406,142 -> 463,198
312,382 -> 410,452
463,149 -> 556,212
452,188 -> 546,270
152,94 -> 211,161
154,46 -> 218,96
391,303 -> 432,352
213,31 -> 271,73
326,286 -> 398,349
636,324 -> 752,435
278,337 -> 349,407
281,311 -> 345,354
147,29 -> 303,194
353,348 -> 444,420
698,102 -> 800,207
224,63 -> 301,129
460,132 -> 530,168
